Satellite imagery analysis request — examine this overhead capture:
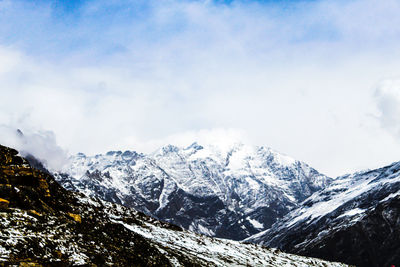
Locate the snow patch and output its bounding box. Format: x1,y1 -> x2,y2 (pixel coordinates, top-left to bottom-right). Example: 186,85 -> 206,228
247,217 -> 264,229
337,208 -> 366,219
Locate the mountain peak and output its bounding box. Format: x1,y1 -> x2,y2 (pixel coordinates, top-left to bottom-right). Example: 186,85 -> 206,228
185,142 -> 204,151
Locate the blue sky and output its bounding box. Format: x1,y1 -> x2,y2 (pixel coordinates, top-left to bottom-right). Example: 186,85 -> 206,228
1,0 -> 400,176
0,0 -> 353,59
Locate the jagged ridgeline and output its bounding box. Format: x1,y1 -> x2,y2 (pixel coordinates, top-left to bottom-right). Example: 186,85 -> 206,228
0,144 -> 349,266
55,143 -> 332,241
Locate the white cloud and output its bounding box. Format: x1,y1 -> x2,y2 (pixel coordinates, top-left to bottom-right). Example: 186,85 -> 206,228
375,79 -> 400,137
118,128 -> 250,154
1,0 -> 400,176
0,125 -> 68,170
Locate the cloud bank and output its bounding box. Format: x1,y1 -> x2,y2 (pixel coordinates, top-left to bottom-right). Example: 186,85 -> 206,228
0,125 -> 68,170
1,0 -> 400,176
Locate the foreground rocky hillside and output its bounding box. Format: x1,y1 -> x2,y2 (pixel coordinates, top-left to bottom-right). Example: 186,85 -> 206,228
54,142 -> 331,240
245,161 -> 400,267
0,144 -> 347,266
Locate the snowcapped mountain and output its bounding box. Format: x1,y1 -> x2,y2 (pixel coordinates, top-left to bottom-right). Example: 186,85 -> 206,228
0,144 -> 349,266
54,142 -> 331,240
244,161 -> 400,267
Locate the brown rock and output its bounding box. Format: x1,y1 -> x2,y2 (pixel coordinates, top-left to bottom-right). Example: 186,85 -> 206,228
19,262 -> 43,267
0,198 -> 9,209
67,212 -> 82,223
28,210 -> 42,217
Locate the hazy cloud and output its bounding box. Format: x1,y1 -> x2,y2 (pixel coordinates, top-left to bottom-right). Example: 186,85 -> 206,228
375,79 -> 400,137
0,125 -> 68,170
118,128 -> 250,154
1,0 -> 400,176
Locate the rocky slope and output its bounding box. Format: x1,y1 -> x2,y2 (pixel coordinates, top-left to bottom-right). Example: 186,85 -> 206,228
245,161 -> 400,267
0,144 -> 348,266
54,142 -> 331,240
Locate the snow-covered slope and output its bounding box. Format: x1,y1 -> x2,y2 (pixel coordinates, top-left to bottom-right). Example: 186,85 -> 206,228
109,205 -> 349,267
54,142 -> 331,240
245,161 -> 400,267
0,144 -> 348,266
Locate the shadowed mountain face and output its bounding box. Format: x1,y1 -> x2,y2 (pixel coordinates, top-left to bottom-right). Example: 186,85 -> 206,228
0,144 -> 348,266
245,162 -> 400,267
54,143 -> 331,240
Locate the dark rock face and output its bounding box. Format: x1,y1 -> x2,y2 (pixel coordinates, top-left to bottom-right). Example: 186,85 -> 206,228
246,161 -> 400,267
297,196 -> 400,267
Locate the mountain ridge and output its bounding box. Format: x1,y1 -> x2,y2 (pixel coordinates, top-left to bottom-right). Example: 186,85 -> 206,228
0,144 -> 349,266
54,142 -> 332,240
244,160 -> 400,267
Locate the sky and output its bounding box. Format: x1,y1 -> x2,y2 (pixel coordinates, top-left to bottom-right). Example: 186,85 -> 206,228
1,0 -> 400,177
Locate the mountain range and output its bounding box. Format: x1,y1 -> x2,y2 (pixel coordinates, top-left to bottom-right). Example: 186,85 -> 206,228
51,142 -> 400,267
0,144 -> 348,266
54,142 -> 331,241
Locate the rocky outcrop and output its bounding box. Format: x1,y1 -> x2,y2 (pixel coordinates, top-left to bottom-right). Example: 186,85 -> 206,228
0,146 -> 51,211
0,198 -> 9,209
